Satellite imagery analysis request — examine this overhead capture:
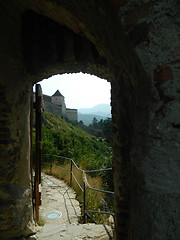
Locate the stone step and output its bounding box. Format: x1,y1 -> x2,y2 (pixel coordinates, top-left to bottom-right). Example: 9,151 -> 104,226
36,223 -> 113,240
33,173 -> 113,240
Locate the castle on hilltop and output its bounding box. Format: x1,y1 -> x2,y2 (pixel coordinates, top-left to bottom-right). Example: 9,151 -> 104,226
43,90 -> 77,123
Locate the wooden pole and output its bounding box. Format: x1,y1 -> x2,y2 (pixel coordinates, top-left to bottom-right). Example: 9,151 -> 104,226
30,87 -> 35,219
83,182 -> 86,223
34,84 -> 43,222
70,160 -> 73,186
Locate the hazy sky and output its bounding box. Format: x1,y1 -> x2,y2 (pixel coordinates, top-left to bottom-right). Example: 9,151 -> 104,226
38,73 -> 111,109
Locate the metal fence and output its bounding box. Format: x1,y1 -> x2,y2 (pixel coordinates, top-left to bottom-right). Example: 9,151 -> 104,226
42,154 -> 114,223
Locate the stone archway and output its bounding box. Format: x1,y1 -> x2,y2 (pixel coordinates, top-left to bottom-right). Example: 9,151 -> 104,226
21,9 -> 151,239
0,1 -> 179,240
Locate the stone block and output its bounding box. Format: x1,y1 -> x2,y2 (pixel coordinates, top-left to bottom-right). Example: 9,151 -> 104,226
154,65 -> 173,84
127,22 -> 150,47
124,1 -> 156,26
111,0 -> 128,8
170,59 -> 180,69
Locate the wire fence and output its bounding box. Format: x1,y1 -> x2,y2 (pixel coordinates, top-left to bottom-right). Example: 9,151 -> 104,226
42,154 -> 114,224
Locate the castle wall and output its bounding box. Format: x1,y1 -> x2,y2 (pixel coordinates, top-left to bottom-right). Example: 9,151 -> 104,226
66,108 -> 78,123
0,3 -> 34,238
43,93 -> 77,122
43,94 -> 51,103
51,95 -> 63,105
0,1 -> 179,239
112,1 -> 180,239
43,100 -> 63,118
51,95 -> 66,116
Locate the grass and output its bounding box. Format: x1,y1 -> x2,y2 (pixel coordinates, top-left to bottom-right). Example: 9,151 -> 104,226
37,216 -> 46,226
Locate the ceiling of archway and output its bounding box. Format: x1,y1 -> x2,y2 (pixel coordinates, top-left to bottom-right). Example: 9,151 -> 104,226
19,0 -> 143,88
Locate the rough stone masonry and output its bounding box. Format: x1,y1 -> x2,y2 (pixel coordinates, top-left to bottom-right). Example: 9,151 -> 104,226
0,0 -> 179,240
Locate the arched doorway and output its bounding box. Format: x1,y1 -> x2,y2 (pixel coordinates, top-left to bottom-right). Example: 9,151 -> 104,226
21,9 -> 150,240
0,3 -> 151,240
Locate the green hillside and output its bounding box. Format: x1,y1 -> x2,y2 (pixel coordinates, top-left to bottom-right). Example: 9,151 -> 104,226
41,111 -> 112,171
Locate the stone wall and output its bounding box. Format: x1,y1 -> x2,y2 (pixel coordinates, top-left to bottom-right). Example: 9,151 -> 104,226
43,94 -> 51,103
0,0 -> 179,239
43,94 -> 78,122
113,1 -> 180,239
43,100 -> 63,118
0,2 -> 34,239
66,108 -> 78,123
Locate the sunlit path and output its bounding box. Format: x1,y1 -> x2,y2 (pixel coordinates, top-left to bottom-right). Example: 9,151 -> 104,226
39,173 -> 81,224
36,173 -> 113,240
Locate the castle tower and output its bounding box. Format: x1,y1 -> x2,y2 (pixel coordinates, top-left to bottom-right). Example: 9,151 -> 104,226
51,90 -> 66,116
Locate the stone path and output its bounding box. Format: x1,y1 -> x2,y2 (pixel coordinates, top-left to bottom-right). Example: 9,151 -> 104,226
35,173 -> 113,240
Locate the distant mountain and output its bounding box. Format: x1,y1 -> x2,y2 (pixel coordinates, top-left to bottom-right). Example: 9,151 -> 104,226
78,104 -> 111,117
78,104 -> 111,125
78,113 -> 108,126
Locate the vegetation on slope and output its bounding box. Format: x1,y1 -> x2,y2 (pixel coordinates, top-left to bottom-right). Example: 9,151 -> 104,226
36,111 -> 114,223
42,111 -> 112,172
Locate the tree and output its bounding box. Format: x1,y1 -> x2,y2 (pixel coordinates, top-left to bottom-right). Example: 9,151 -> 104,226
79,120 -> 84,125
102,118 -> 112,144
92,117 -> 98,128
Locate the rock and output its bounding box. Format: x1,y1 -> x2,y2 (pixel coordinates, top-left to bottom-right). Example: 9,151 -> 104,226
29,235 -> 38,240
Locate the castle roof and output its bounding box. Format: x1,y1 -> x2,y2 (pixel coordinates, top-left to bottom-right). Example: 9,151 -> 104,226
52,90 -> 64,97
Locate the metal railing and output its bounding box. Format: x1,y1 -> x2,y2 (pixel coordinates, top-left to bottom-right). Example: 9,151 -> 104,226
42,154 -> 114,223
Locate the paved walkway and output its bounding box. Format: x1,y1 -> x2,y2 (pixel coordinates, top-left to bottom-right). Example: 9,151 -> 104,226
35,173 -> 113,240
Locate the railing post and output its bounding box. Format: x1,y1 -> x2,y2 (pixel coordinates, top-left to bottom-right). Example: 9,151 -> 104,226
70,160 -> 73,186
50,158 -> 52,174
83,182 -> 86,223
